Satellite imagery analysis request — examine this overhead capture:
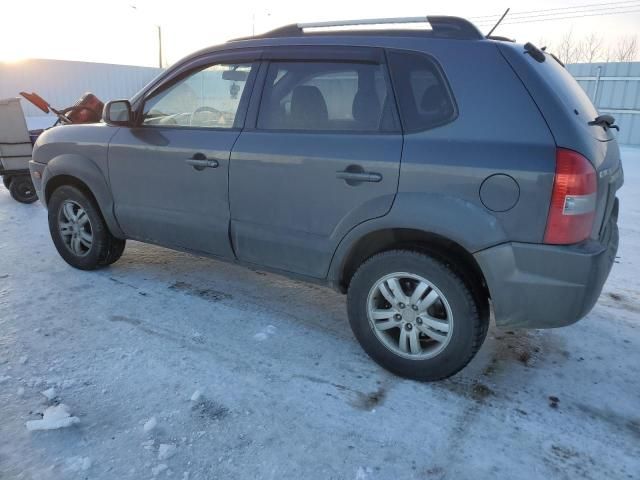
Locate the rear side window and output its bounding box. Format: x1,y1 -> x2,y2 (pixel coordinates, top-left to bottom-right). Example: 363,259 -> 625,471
257,61 -> 398,132
387,51 -> 456,132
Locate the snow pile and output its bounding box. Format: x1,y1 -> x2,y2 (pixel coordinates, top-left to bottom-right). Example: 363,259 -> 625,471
142,439 -> 155,450
152,464 -> 168,476
65,456 -> 92,472
253,325 -> 277,341
143,416 -> 158,432
356,466 -> 372,479
41,387 -> 56,400
25,404 -> 79,431
158,443 -> 177,460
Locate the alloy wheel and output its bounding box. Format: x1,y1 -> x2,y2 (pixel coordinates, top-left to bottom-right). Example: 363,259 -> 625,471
58,200 -> 93,257
366,272 -> 454,360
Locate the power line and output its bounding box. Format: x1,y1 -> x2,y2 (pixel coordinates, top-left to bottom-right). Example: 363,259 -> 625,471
475,2 -> 640,23
475,7 -> 640,26
470,0 -> 640,20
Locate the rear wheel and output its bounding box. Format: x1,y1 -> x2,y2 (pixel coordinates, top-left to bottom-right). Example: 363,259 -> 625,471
347,250 -> 488,381
9,175 -> 37,204
2,175 -> 12,190
48,185 -> 124,270
100,237 -> 126,266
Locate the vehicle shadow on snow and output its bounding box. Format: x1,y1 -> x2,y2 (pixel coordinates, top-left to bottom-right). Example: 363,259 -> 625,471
100,242 -> 574,401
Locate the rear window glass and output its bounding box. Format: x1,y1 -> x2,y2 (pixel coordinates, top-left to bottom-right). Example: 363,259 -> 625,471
538,53 -> 599,121
387,51 -> 456,132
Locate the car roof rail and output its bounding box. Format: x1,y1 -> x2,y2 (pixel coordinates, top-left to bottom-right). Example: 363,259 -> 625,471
487,35 -> 515,42
231,16 -> 485,42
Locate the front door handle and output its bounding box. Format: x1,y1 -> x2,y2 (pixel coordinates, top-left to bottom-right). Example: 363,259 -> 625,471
336,165 -> 382,186
185,153 -> 219,171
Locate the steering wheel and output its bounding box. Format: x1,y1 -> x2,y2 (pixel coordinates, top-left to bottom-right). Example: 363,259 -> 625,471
189,106 -> 220,126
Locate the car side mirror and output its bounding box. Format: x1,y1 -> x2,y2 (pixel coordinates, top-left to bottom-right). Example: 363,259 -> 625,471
103,100 -> 133,126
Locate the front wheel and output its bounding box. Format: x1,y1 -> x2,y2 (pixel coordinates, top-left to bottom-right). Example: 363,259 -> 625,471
347,250 -> 488,381
48,185 -> 124,270
2,175 -> 12,190
9,175 -> 38,204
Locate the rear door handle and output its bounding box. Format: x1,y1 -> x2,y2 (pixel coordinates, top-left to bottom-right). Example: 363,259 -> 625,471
336,169 -> 382,185
186,153 -> 219,171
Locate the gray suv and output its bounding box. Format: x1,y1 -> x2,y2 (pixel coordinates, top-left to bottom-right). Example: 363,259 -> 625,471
29,17 -> 623,381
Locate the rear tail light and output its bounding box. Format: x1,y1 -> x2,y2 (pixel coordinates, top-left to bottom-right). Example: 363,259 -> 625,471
544,148 -> 597,245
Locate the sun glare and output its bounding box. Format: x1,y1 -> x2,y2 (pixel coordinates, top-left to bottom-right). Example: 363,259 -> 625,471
0,53 -> 29,63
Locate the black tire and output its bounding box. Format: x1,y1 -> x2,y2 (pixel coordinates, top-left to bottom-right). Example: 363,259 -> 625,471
347,250 -> 489,381
2,175 -> 12,190
100,237 -> 126,266
9,175 -> 38,204
48,185 -> 123,270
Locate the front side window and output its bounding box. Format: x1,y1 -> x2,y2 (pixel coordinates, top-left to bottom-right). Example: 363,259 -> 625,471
387,51 -> 456,132
142,63 -> 253,129
257,61 -> 397,132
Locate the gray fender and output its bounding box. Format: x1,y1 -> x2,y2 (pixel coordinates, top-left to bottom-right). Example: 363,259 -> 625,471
327,192 -> 507,284
42,154 -> 124,238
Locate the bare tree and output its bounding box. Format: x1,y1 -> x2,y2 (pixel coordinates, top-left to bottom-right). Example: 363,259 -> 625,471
602,46 -> 614,63
557,30 -> 579,64
614,35 -> 638,62
536,33 -> 638,64
577,33 -> 603,63
537,37 -> 550,50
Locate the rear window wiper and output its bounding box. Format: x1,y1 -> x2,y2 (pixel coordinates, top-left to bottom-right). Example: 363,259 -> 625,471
588,114 -> 619,131
548,51 -> 565,68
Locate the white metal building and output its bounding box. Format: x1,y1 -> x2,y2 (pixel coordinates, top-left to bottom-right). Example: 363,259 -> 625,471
0,59 -> 162,129
568,62 -> 639,146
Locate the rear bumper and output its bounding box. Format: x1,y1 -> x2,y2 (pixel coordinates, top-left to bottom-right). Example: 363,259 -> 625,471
474,212 -> 618,329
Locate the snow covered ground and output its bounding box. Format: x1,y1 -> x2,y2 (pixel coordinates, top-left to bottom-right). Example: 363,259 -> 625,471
1,148 -> 639,480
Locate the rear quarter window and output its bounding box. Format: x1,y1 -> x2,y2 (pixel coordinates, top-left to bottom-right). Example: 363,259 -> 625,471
387,51 -> 457,132
537,53 -> 599,122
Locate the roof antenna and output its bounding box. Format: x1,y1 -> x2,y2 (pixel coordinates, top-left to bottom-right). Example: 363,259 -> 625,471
486,8 -> 510,38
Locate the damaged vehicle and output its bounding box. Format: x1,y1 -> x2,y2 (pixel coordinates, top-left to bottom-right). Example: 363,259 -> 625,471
29,16 -> 623,381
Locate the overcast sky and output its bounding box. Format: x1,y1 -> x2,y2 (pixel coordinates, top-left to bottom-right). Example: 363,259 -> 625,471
0,0 -> 638,66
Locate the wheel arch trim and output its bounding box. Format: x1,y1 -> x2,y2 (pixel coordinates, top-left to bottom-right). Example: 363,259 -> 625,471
42,154 -> 124,238
326,193 -> 506,295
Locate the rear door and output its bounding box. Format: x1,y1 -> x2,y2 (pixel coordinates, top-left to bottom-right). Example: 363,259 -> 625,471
229,46 -> 403,277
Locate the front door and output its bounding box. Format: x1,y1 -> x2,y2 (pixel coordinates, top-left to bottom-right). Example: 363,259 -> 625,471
230,47 -> 403,277
108,60 -> 257,257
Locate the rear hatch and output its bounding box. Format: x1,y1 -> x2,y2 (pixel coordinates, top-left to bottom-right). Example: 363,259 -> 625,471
497,42 -> 624,240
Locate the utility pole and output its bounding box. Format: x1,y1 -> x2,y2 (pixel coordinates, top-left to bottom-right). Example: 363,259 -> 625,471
252,11 -> 271,37
130,4 -> 163,68
157,25 -> 163,68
